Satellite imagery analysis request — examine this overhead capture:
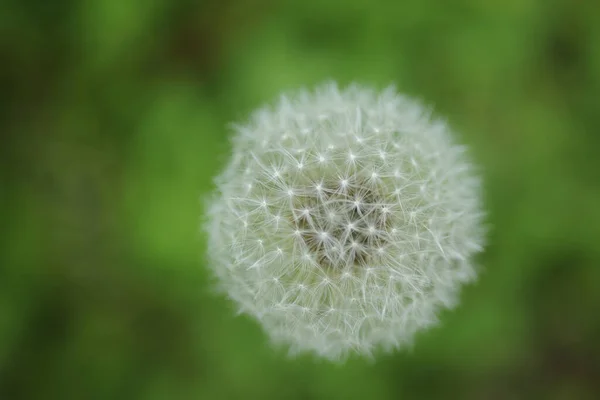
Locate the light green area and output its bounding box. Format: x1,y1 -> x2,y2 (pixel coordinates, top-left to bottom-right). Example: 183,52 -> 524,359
1,0 -> 599,398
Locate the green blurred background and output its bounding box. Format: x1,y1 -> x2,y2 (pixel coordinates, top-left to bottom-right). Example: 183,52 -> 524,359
2,0 -> 600,399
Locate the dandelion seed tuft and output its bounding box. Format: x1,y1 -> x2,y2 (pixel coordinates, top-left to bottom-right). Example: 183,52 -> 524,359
204,82 -> 486,361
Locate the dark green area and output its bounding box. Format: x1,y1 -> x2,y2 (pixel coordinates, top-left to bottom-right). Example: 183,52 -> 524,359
1,0 -> 599,399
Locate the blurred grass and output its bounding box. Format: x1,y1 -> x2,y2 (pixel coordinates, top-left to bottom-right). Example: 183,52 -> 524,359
1,0 -> 600,399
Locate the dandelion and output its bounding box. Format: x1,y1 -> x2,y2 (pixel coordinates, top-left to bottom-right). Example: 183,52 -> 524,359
204,82 -> 485,361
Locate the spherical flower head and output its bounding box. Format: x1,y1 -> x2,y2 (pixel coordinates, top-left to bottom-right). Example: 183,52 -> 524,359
204,82 -> 485,361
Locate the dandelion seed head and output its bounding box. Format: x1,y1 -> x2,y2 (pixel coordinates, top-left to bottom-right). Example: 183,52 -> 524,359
205,82 -> 486,361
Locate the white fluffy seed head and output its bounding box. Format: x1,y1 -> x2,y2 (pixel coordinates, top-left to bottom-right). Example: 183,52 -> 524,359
204,82 -> 486,361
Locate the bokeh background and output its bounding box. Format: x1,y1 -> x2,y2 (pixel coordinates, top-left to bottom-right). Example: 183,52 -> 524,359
2,0 -> 600,399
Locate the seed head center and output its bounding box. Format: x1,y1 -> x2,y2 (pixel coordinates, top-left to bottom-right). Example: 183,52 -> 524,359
292,179 -> 392,270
